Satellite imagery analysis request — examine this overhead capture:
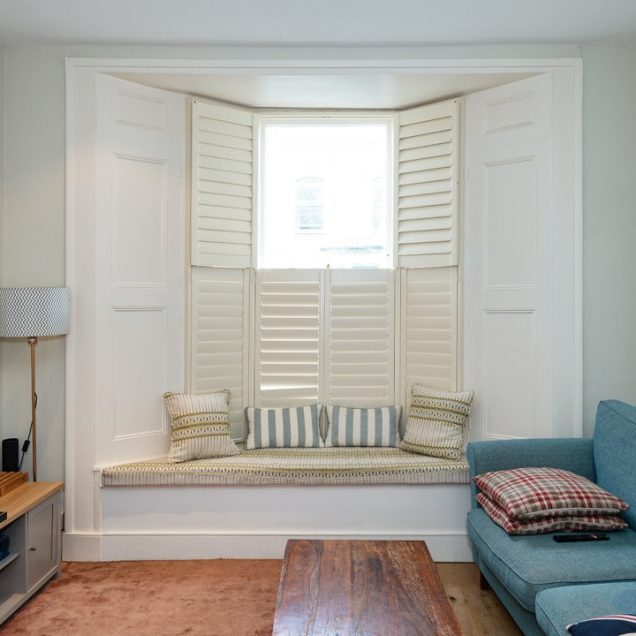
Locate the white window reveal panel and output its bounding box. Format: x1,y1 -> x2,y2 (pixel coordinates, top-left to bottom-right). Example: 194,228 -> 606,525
397,99 -> 459,268
190,267 -> 250,438
325,269 -> 395,406
254,270 -> 321,408
94,74 -> 185,464
400,267 -> 458,407
191,99 -> 254,268
464,74 -> 561,441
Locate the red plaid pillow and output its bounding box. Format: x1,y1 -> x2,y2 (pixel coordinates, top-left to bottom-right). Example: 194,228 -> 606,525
474,467 -> 628,521
477,493 -> 628,535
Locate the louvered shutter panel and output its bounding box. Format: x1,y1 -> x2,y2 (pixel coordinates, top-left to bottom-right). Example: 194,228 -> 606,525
326,270 -> 395,406
254,270 -> 321,407
400,267 -> 457,405
191,100 -> 253,267
397,99 -> 459,268
190,267 -> 250,437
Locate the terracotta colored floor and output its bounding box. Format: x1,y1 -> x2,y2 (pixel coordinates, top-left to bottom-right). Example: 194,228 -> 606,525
0,560 -> 519,635
0,560 -> 281,636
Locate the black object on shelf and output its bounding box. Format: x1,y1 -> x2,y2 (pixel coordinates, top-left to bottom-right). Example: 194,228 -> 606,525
2,439 -> 19,472
0,531 -> 10,560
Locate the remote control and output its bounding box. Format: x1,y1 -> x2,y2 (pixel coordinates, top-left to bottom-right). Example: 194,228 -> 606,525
553,533 -> 609,542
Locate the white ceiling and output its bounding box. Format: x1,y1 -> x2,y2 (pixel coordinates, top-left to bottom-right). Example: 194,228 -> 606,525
0,0 -> 636,46
116,72 -> 533,109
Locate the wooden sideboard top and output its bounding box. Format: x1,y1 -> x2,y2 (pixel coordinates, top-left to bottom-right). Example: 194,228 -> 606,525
0,482 -> 63,531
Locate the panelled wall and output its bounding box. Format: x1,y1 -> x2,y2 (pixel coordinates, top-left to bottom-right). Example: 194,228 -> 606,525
190,98 -> 461,438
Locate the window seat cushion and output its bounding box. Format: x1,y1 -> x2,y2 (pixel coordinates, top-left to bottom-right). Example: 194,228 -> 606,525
101,447 -> 469,487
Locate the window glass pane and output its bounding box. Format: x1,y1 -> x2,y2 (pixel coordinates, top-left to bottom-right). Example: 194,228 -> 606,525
259,121 -> 391,268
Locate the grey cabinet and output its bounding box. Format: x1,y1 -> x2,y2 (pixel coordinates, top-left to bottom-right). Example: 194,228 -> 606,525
0,483 -> 63,625
26,495 -> 61,591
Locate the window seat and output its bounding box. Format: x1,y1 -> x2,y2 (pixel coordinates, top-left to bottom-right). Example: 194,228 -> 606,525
101,447 -> 469,487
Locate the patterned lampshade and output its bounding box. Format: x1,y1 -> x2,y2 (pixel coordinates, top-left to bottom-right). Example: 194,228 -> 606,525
0,287 -> 70,338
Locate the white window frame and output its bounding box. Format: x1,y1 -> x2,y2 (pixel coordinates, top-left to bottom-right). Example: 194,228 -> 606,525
254,112 -> 396,269
65,58 -> 581,563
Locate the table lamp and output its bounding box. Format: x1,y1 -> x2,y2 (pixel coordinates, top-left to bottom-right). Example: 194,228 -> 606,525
0,287 -> 70,481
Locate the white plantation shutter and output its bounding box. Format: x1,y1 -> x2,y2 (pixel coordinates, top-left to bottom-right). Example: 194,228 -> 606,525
191,100 -> 254,267
190,267 -> 250,437
397,99 -> 459,268
400,267 -> 458,406
254,270 -> 321,407
326,270 -> 395,406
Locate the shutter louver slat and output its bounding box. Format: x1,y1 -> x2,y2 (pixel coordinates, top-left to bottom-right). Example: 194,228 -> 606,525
255,270 -> 321,408
191,267 -> 249,437
327,270 -> 394,406
401,268 -> 457,403
192,100 -> 254,267
397,99 -> 459,268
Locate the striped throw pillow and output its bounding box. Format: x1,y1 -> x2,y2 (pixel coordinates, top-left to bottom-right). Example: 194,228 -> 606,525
245,404 -> 323,449
164,391 -> 240,463
325,405 -> 401,447
568,615 -> 636,635
400,385 -> 474,460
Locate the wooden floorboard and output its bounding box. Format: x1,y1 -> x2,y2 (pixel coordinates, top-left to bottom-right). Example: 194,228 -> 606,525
437,563 -> 522,635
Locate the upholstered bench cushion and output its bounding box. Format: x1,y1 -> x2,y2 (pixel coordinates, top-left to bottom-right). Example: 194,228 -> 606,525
467,508 -> 636,612
536,582 -> 636,636
101,447 -> 469,487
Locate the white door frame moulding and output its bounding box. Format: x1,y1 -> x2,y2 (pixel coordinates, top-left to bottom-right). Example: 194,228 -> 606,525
65,55 -> 582,561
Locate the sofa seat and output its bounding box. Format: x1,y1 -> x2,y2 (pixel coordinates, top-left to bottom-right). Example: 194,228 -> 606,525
101,447 -> 470,486
467,508 -> 636,612
536,582 -> 636,636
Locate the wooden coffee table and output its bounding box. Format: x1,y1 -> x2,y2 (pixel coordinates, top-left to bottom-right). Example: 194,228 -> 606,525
272,539 -> 462,635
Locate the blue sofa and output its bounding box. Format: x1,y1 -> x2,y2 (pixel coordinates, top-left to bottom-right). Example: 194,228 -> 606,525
466,400 -> 636,636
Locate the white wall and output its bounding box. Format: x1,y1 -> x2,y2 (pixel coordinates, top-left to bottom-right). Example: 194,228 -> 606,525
0,46 -> 66,480
0,43 -> 635,483
581,46 -> 636,434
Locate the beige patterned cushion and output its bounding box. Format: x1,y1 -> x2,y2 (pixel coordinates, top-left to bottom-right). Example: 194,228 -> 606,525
164,391 -> 240,463
400,385 -> 474,460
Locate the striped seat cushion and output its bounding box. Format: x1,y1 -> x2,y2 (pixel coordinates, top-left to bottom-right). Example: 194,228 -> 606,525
164,391 -> 240,463
325,405 -> 401,447
400,385 -> 474,460
101,448 -> 470,486
246,404 -> 323,449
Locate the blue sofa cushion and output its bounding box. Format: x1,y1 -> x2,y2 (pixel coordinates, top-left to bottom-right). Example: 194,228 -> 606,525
536,582 -> 636,636
467,508 -> 636,612
594,401 -> 636,529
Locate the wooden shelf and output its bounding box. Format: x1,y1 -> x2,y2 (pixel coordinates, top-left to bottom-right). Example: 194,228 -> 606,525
0,482 -> 63,532
0,553 -> 19,574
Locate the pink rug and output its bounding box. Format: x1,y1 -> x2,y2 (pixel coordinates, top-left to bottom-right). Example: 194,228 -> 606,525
0,560 -> 282,636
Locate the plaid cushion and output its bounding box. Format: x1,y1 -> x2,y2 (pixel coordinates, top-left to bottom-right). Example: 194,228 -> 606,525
477,493 -> 628,535
474,467 -> 629,521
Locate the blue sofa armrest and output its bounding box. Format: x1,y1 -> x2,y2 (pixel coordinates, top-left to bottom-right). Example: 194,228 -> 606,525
466,438 -> 596,508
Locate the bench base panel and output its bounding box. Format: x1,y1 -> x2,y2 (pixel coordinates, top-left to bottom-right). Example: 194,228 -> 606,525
64,484 -> 473,562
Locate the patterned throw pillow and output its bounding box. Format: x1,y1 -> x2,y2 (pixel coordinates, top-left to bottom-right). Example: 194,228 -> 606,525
164,391 -> 240,463
476,493 -> 628,535
325,405 -> 401,447
246,404 -> 323,449
567,615 -> 636,636
474,467 -> 629,521
400,385 -> 474,459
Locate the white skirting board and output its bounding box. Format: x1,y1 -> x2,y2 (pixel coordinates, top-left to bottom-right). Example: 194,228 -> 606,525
63,531 -> 474,562
63,483 -> 474,562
